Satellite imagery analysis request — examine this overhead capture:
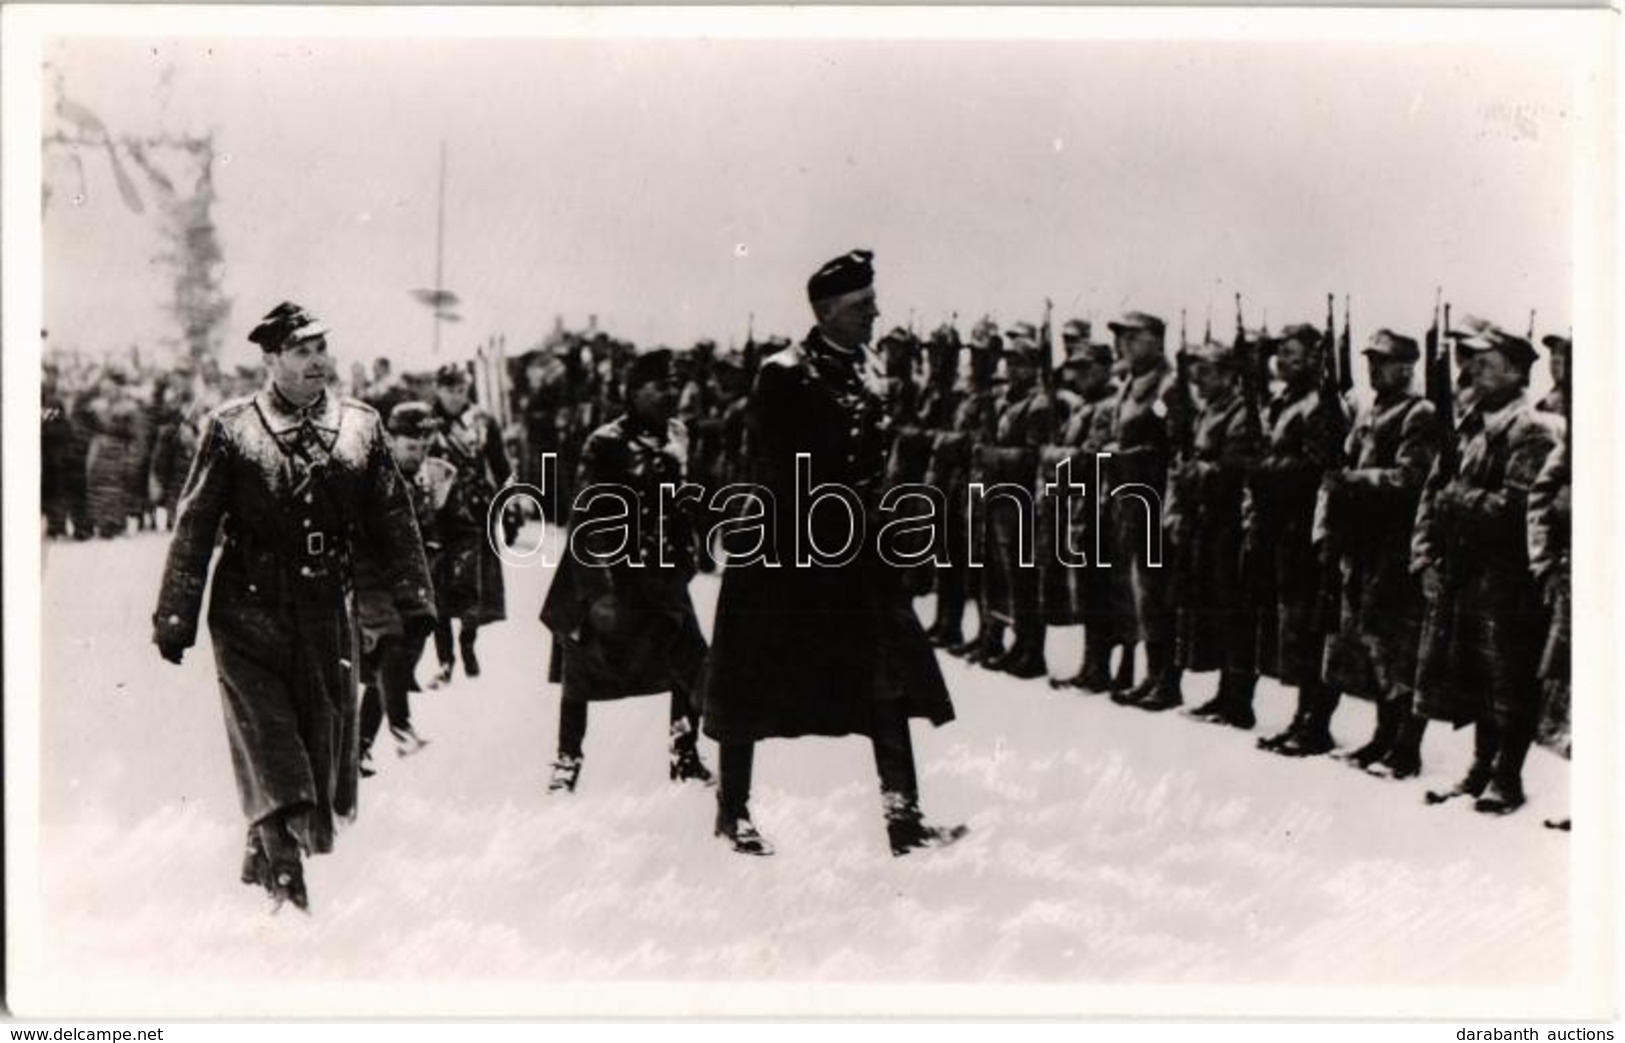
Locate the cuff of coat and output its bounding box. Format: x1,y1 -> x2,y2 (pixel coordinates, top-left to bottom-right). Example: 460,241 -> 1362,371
151,611 -> 195,648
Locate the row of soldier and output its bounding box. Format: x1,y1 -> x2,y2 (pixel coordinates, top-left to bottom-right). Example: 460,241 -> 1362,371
855,310 -> 1570,821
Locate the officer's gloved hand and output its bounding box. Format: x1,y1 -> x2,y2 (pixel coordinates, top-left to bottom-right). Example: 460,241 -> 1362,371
401,609 -> 437,647
157,639 -> 186,665
501,502 -> 523,547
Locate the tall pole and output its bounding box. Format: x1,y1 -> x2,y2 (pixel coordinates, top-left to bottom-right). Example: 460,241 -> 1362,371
433,140 -> 446,355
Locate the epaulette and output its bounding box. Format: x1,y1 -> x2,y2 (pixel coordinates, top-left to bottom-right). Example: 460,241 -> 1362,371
209,394 -> 257,421
341,396 -> 381,418
760,342 -> 807,370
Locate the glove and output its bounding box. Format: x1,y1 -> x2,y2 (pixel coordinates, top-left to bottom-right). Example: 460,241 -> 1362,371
157,638 -> 186,665
1543,571 -> 1568,612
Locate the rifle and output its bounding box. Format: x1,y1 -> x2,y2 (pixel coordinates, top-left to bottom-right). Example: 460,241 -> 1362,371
1039,297 -> 1059,443
1170,308 -> 1195,461
1338,295 -> 1354,396
1235,293 -> 1263,441
1424,292 -> 1458,474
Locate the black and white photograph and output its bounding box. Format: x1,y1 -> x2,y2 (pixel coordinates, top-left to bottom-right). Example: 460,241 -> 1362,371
2,4 -> 1615,1024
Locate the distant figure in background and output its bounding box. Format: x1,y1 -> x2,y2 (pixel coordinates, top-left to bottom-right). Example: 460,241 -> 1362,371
427,362 -> 513,685
152,302 -> 434,912
356,401 -> 456,776
539,348 -> 713,793
41,363 -> 78,538
85,367 -> 141,538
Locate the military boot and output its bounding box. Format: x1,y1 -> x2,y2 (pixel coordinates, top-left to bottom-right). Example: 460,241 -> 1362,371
883,792 -> 969,857
1372,711 -> 1426,780
257,816 -> 308,914
459,630 -> 481,678
547,754 -> 583,794
669,719 -> 715,785
1110,642 -> 1138,694
1187,673 -> 1232,721
715,804 -> 775,856
1344,699 -> 1398,769
1474,733 -> 1532,815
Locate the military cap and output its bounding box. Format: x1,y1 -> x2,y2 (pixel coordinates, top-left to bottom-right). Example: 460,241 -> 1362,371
713,352 -> 746,373
1061,318 -> 1092,343
624,348 -> 676,394
248,301 -> 328,351
1456,326 -> 1538,371
878,326 -> 916,353
1277,323 -> 1323,351
387,400 -> 438,438
1005,321 -> 1040,346
435,362 -> 472,387
1062,340 -> 1114,367
1362,329 -> 1420,363
929,323 -> 962,350
1185,338 -> 1240,369
1107,311 -> 1166,338
807,249 -> 875,303
968,317 -> 1003,351
1541,333 -> 1572,356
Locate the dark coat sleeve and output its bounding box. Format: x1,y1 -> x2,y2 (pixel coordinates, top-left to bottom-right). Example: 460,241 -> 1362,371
357,413 -> 436,618
152,415 -> 233,649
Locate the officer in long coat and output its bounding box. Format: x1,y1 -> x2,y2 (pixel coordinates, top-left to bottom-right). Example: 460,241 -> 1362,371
977,324 -> 1061,678
1167,338 -> 1263,725
427,362 -> 513,684
152,302 -> 435,911
1103,311 -> 1181,708
1319,331 -> 1440,778
1247,323 -> 1349,756
1413,326 -> 1560,814
702,250 -> 965,858
1042,329 -> 1125,691
540,349 -> 713,793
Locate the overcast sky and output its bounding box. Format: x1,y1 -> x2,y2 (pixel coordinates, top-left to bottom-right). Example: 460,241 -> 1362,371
39,16 -> 1589,376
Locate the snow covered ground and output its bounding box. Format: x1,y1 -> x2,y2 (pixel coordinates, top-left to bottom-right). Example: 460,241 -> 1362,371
17,525 -> 1576,1015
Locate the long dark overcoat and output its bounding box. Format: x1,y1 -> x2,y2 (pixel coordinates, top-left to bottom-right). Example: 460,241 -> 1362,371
1102,360 -> 1178,648
1245,386 -> 1345,686
1411,393 -> 1559,727
1169,390 -> 1261,673
1036,386 -> 1116,627
980,387 -> 1057,630
153,388 -> 434,854
701,330 -> 955,742
1319,393 -> 1438,698
1527,439 -> 1570,756
541,416 -> 708,702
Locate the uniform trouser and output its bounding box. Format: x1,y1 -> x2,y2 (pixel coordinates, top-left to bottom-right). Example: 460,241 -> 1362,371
433,619 -> 480,666
558,684 -> 700,759
717,703 -> 919,818
359,632 -> 424,752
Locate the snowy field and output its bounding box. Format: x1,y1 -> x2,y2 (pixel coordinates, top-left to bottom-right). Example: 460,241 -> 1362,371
18,525 -> 1573,1013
